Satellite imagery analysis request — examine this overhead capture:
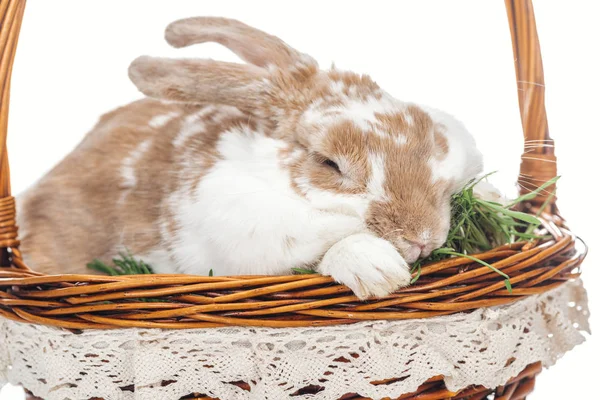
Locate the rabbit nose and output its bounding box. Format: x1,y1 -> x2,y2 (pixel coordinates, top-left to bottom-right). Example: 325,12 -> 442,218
409,240 -> 427,252
405,240 -> 428,263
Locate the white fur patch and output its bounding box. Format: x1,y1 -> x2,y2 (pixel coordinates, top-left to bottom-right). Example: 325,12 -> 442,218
302,93 -> 403,134
210,105 -> 245,122
328,80 -> 359,97
149,111 -> 180,128
173,108 -> 211,148
473,180 -> 509,206
318,233 -> 411,299
371,119 -> 408,144
173,105 -> 245,148
136,249 -> 173,274
329,80 -> 345,94
332,95 -> 401,131
301,100 -> 332,127
281,148 -> 306,166
423,106 -> 483,191
367,153 -> 388,201
420,229 -> 432,242
394,135 -> 408,146
120,139 -> 153,189
294,175 -> 370,219
119,139 -> 153,203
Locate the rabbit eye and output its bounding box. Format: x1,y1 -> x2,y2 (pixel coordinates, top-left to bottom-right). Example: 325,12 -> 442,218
312,152 -> 342,174
323,158 -> 341,173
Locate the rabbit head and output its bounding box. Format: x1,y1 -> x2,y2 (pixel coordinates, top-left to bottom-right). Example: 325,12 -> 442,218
129,17 -> 483,264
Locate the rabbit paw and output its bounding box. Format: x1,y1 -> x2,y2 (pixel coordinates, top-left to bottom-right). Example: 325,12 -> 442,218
318,233 -> 412,300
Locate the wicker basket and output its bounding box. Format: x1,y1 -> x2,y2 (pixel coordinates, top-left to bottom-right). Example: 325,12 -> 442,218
0,1 -> 587,399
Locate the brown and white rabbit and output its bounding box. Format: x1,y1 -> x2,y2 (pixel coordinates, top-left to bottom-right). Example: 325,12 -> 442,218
17,17 -> 483,299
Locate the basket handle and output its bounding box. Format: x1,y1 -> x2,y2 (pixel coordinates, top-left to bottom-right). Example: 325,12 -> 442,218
505,0 -> 557,207
0,0 -> 26,266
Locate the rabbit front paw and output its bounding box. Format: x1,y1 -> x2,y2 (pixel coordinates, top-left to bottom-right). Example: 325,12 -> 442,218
318,233 -> 412,300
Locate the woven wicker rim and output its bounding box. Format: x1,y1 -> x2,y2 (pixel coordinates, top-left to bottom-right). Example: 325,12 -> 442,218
0,208 -> 584,330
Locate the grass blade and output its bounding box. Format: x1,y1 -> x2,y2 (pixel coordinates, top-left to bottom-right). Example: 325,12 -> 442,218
87,251 -> 154,276
479,201 -> 541,225
292,267 -> 317,275
434,249 -> 512,293
507,176 -> 560,207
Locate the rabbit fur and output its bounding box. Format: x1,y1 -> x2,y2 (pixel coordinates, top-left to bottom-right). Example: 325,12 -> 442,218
16,17 -> 484,299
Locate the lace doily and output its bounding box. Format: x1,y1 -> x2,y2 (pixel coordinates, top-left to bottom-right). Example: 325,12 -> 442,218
0,279 -> 589,400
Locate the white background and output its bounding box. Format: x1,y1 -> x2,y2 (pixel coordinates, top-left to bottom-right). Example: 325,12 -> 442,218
2,1 -> 598,398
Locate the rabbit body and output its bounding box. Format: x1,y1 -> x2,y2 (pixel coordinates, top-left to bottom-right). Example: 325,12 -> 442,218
17,17 -> 483,299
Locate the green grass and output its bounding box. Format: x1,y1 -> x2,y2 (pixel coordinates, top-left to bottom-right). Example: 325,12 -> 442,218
89,175 -> 557,293
87,252 -> 216,278
409,174 -> 558,291
87,252 -> 154,276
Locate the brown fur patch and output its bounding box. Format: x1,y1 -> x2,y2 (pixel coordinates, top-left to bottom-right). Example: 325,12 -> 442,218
327,69 -> 382,100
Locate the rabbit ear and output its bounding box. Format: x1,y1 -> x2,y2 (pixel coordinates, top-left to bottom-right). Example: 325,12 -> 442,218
165,17 -> 318,70
128,56 -> 269,112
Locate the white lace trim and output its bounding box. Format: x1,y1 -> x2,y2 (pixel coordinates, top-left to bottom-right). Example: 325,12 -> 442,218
0,279 -> 589,400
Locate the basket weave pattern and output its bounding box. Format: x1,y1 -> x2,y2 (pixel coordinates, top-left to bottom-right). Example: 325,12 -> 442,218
0,1 -> 586,399
0,215 -> 583,331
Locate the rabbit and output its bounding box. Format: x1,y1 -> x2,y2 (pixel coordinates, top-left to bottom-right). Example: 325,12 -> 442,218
16,17 -> 483,299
